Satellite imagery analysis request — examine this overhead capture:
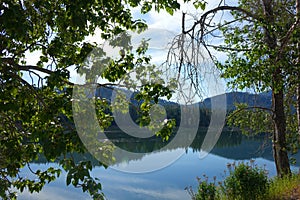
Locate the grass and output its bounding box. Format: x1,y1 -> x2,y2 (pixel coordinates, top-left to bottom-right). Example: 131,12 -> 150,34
266,173 -> 300,200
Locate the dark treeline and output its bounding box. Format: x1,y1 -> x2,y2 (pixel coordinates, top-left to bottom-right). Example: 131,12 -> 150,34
96,87 -> 273,129
33,129 -> 281,167
120,103 -> 211,128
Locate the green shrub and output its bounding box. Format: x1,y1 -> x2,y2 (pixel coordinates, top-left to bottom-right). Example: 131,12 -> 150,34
188,175 -> 218,200
222,162 -> 268,200
195,181 -> 217,200
189,162 -> 300,200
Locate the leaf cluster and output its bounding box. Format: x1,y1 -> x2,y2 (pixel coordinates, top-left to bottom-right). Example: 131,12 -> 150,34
0,0 -> 200,198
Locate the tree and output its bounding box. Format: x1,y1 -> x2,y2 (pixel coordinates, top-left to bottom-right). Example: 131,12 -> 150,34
295,0 -> 300,140
176,0 -> 300,177
0,0 -> 207,199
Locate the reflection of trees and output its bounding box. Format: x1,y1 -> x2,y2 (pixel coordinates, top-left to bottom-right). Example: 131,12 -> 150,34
110,130 -> 300,165
107,128 -> 244,154
190,130 -> 243,152
33,129 -> 292,166
211,136 -> 274,161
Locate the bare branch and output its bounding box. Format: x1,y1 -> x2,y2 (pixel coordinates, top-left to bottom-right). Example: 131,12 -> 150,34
183,6 -> 259,36
206,44 -> 251,52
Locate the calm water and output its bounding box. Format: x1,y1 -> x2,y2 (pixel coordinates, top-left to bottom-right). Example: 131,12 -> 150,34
18,130 -> 300,200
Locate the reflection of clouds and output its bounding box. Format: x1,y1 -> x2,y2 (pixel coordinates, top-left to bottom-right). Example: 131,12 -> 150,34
17,150 -> 282,199
18,186 -> 89,200
19,164 -> 90,200
112,148 -> 186,173
92,171 -> 155,184
116,186 -> 189,200
91,167 -> 190,199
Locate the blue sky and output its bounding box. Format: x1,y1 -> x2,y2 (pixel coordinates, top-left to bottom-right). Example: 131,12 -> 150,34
23,0 -> 237,100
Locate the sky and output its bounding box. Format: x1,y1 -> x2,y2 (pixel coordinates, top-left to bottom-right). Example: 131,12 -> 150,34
108,0 -> 231,100
23,0 -> 240,100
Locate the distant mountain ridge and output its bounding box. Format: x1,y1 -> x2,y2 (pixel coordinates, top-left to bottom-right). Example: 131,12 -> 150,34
201,91 -> 272,111
95,86 -> 272,111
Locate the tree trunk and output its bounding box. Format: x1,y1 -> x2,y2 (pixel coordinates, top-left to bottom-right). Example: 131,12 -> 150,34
272,89 -> 291,177
297,86 -> 300,139
296,0 -> 300,140
262,0 -> 291,177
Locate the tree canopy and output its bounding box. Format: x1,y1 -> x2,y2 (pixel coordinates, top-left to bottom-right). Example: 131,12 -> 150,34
178,0 -> 300,177
0,0 -> 209,199
6,0 -> 300,198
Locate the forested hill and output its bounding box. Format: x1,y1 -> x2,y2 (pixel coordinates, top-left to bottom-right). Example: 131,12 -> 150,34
200,91 -> 272,111
95,87 -> 272,108
94,87 -> 272,127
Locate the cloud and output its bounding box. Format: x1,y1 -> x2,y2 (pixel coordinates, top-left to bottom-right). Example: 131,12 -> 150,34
117,185 -> 190,200
18,186 -> 89,200
92,171 -> 155,185
89,169 -> 191,200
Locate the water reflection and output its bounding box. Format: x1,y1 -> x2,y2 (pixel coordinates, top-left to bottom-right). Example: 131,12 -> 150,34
35,128 -> 299,167
23,129 -> 300,200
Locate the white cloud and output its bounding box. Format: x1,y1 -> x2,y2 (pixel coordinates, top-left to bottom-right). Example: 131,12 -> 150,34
117,185 -> 190,200
18,186 -> 89,200
22,0 -> 229,98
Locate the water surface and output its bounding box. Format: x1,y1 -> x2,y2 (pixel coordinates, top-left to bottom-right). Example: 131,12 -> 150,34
19,130 -> 299,200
